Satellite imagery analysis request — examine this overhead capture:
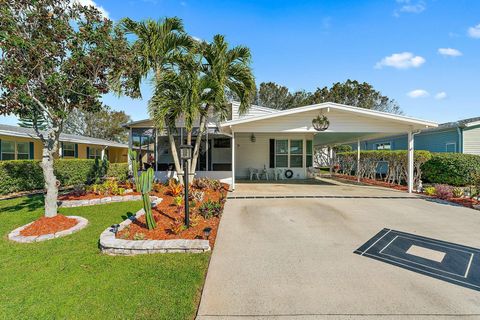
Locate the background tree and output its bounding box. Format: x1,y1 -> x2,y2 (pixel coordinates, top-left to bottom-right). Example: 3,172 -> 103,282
18,108 -> 48,131
0,0 -> 130,217
254,79 -> 402,114
63,107 -> 132,143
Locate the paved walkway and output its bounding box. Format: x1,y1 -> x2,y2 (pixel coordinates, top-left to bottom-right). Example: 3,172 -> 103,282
197,182 -> 480,319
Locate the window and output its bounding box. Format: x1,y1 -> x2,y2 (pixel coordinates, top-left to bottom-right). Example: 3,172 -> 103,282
1,140 -> 15,160
375,142 -> 391,150
306,140 -> 313,167
89,147 -> 102,159
290,140 -> 303,168
213,138 -> 231,148
275,140 -> 288,167
62,143 -> 75,158
16,142 -> 30,160
446,143 -> 456,153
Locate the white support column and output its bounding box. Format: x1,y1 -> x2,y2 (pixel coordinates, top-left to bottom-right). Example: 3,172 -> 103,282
128,128 -> 133,171
101,147 -> 106,161
155,129 -> 158,172
231,129 -> 235,190
408,131 -> 414,193
329,146 -> 333,175
357,140 -> 361,182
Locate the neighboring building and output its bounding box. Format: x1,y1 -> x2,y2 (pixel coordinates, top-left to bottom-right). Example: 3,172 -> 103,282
125,101 -> 437,190
350,117 -> 480,155
0,124 -> 128,163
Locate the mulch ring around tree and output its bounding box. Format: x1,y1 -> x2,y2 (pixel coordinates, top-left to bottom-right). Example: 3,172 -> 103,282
116,184 -> 228,248
20,215 -> 79,236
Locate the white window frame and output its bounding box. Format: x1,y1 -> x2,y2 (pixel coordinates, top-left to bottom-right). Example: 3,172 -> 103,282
62,142 -> 75,158
274,138 -> 309,168
275,139 -> 289,168
375,142 -> 392,150
89,147 -> 102,159
289,139 -> 303,168
446,142 -> 457,153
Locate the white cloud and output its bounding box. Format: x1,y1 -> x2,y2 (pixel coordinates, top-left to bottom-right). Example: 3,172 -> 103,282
438,48 -> 462,57
468,24 -> 480,38
394,0 -> 426,16
407,89 -> 429,98
72,0 -> 109,18
375,52 -> 426,69
435,92 -> 447,100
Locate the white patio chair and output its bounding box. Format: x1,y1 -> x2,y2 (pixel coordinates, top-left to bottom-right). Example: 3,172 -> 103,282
275,168 -> 284,180
249,168 -> 260,180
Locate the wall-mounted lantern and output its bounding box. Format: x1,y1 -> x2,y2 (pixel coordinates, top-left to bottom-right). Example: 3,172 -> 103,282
250,133 -> 256,143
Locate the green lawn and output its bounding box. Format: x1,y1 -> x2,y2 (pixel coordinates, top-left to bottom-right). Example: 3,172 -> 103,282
0,196 -> 210,320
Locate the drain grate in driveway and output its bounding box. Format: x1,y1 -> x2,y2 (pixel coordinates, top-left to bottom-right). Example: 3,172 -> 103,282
228,195 -> 421,199
355,228 -> 480,291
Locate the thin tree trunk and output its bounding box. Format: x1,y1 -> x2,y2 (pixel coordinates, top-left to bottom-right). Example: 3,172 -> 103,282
41,128 -> 60,217
190,112 -> 207,176
167,127 -> 183,182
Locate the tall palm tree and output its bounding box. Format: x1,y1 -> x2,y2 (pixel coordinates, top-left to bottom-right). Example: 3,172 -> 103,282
148,52 -> 216,178
189,35 -> 256,172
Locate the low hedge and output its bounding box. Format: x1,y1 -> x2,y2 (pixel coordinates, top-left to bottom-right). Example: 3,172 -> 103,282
0,159 -> 129,195
421,153 -> 480,186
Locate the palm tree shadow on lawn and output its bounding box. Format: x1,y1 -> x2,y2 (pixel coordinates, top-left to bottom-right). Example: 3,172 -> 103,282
0,195 -> 45,213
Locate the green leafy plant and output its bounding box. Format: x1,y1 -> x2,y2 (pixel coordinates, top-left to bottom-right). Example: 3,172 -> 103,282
139,167 -> 156,230
133,232 -> 145,240
198,200 -> 222,219
170,218 -> 187,235
173,195 -> 183,207
423,186 -> 436,196
168,179 -> 183,197
191,190 -> 205,202
422,153 -> 480,186
434,184 -> 453,200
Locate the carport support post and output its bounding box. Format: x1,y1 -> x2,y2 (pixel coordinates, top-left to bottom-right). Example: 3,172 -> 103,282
408,131 -> 414,193
357,140 -> 361,182
231,129 -> 235,190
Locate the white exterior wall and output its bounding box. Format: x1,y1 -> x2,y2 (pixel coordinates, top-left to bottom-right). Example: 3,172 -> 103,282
463,127 -> 480,155
234,132 -> 314,179
231,102 -> 278,120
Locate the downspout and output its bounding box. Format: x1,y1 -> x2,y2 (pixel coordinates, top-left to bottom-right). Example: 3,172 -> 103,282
457,127 -> 463,153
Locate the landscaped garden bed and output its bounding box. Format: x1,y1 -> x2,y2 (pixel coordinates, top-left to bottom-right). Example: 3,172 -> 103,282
100,177 -> 229,255
8,214 -> 88,243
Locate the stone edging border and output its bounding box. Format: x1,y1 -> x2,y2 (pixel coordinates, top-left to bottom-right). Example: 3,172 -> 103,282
99,197 -> 210,255
8,216 -> 89,243
58,194 -> 151,208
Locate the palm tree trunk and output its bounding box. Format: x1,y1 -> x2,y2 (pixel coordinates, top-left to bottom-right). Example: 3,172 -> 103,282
167,127 -> 183,182
190,112 -> 207,177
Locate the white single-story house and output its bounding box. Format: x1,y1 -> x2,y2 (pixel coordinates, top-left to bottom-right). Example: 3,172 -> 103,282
125,102 -> 438,192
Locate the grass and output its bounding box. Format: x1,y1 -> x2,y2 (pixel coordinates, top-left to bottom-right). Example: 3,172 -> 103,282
0,195 -> 210,320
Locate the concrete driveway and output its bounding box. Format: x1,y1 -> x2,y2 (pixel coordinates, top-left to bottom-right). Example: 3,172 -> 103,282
197,181 -> 480,319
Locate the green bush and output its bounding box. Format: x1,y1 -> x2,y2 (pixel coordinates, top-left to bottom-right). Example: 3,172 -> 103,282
421,153 -> 480,186
0,159 -> 129,195
107,162 -> 129,182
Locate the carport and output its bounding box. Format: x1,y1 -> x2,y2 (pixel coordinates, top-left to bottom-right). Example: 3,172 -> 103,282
220,102 -> 438,193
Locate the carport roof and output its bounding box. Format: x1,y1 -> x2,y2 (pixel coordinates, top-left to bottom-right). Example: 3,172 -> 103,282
221,102 -> 438,128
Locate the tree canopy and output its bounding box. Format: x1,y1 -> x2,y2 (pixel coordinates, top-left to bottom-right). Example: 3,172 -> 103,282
255,79 -> 402,114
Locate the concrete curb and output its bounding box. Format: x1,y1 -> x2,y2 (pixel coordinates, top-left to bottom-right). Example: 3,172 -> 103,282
8,216 -> 89,243
58,194 -> 153,208
99,197 -> 210,255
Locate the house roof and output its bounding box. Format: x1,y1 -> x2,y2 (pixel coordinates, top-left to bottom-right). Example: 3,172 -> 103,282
221,102 -> 438,128
0,124 -> 128,148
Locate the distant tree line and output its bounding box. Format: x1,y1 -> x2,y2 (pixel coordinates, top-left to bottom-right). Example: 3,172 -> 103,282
250,79 -> 402,114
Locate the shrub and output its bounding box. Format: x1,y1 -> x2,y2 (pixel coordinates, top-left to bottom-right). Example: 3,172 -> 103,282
191,190 -> 205,202
168,179 -> 183,196
0,159 -> 129,195
106,163 -> 129,182
421,153 -> 480,186
434,184 -> 453,200
423,186 -> 436,196
198,200 -> 222,219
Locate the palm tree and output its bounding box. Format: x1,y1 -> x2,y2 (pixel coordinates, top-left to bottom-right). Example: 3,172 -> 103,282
189,35 -> 256,172
148,52 -> 215,178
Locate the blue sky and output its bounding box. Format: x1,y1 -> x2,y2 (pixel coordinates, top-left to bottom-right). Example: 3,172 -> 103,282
2,0 -> 479,125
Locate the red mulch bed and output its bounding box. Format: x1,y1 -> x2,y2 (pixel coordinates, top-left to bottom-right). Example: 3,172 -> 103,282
334,174 -> 480,209
116,184 -> 229,248
20,215 -> 78,236
446,197 -> 480,208
334,174 -> 408,191
58,191 -> 140,201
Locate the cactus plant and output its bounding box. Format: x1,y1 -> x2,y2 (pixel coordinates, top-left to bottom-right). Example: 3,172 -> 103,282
128,149 -> 141,192
138,167 -> 156,230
